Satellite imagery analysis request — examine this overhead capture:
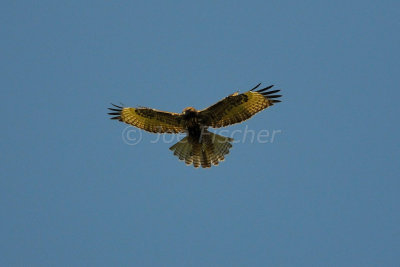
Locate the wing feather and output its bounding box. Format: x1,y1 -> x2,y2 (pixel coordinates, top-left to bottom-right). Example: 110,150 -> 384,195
108,104 -> 185,133
198,84 -> 281,128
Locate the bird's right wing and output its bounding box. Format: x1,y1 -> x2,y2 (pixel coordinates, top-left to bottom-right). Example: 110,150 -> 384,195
198,83 -> 281,128
108,104 -> 185,133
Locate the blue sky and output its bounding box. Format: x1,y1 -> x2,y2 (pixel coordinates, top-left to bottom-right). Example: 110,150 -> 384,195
1,0 -> 399,266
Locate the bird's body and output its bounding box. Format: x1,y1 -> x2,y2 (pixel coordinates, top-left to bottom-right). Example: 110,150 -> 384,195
181,107 -> 202,139
108,83 -> 281,168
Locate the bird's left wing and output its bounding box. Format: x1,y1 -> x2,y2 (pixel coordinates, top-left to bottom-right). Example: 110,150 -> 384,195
108,104 -> 185,133
198,83 -> 282,128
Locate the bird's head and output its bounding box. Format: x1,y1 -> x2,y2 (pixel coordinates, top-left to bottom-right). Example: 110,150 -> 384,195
182,107 -> 198,116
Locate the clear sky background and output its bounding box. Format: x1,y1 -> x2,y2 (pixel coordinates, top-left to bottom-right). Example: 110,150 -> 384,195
1,0 -> 399,266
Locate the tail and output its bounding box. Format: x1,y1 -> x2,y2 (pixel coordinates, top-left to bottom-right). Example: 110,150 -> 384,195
169,131 -> 233,168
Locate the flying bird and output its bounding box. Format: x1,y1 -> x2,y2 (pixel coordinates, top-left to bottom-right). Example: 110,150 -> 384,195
108,83 -> 282,168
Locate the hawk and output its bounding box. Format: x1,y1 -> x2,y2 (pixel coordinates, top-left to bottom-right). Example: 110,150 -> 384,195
108,83 -> 282,168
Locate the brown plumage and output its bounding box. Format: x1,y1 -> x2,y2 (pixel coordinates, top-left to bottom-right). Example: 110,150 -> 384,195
108,83 -> 281,168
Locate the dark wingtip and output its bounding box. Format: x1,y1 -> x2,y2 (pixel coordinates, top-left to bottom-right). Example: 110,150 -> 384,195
111,103 -> 123,109
262,89 -> 280,95
108,103 -> 123,119
250,83 -> 262,91
256,85 -> 274,93
251,84 -> 282,103
267,95 -> 282,99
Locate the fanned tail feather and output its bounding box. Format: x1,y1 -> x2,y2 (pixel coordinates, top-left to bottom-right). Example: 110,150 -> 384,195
169,131 -> 233,168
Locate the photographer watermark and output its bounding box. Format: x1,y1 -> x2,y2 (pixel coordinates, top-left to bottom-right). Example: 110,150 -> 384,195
121,125 -> 282,146
121,126 -> 143,145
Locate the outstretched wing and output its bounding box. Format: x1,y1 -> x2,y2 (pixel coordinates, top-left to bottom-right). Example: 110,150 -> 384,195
108,104 -> 185,133
198,83 -> 281,128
